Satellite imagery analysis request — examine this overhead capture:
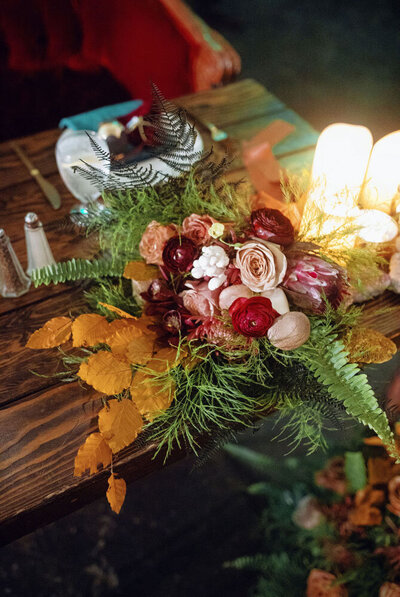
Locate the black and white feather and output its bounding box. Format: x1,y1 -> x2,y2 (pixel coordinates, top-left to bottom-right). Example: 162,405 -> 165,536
71,83 -> 205,192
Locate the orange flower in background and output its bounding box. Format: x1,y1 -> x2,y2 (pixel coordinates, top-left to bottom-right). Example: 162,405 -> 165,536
349,486 -> 385,526
387,476 -> 400,517
306,569 -> 348,597
368,457 -> 400,486
379,582 -> 400,597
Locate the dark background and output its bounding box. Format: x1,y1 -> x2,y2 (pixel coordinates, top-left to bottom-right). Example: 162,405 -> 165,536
1,0 -> 399,142
1,1 -> 400,596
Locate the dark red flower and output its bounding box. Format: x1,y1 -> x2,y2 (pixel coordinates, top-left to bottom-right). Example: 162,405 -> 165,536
251,208 -> 294,246
229,296 -> 279,337
162,235 -> 199,273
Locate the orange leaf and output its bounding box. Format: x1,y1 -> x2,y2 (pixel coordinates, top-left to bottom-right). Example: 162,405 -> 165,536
123,261 -> 159,281
78,351 -> 132,394
130,370 -> 174,420
98,302 -> 136,319
74,432 -> 112,477
125,335 -> 156,365
72,313 -> 110,347
98,398 -> 143,453
106,474 -> 126,514
107,326 -> 144,359
363,436 -> 384,447
148,346 -> 184,372
26,316 -> 72,349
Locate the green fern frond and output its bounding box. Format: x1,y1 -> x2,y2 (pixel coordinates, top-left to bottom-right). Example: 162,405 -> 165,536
294,320 -> 396,456
31,257 -> 127,286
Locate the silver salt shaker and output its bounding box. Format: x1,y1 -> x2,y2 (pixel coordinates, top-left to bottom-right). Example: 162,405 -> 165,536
24,212 -> 55,276
0,229 -> 31,297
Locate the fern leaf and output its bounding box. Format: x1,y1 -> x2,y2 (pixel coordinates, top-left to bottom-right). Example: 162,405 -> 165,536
295,322 -> 396,455
31,257 -> 127,287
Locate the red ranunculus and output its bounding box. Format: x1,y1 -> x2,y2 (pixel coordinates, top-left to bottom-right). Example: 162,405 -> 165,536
229,296 -> 279,337
251,208 -> 294,245
162,235 -> 198,273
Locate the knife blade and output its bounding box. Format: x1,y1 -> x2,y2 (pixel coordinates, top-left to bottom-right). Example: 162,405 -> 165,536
10,141 -> 62,210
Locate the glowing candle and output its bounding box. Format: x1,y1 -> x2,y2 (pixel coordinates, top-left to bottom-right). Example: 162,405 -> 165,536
360,131 -> 400,214
300,124 -> 373,240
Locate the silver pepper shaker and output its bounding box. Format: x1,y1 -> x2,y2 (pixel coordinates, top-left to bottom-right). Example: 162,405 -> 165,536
24,212 -> 55,276
0,229 -> 31,297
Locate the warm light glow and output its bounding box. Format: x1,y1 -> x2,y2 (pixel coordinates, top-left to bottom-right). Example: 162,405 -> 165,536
355,209 -> 398,243
300,123 -> 373,241
360,131 -> 400,214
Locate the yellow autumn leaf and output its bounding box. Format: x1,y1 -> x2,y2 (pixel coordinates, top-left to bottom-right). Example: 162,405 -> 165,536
99,398 -> 143,452
107,326 -> 144,359
123,261 -> 159,281
98,302 -> 136,319
78,351 -> 132,394
125,335 -> 156,365
106,474 -> 126,514
26,316 -> 72,349
345,327 -> 397,364
148,346 -> 184,372
130,369 -> 175,420
74,432 -> 112,477
72,313 -> 110,347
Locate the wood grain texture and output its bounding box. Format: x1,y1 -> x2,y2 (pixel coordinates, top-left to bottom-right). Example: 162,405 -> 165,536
0,287 -> 87,404
0,79 -> 398,545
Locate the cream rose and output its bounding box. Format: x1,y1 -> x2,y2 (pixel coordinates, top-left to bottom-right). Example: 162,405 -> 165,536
235,239 -> 287,293
139,221 -> 177,265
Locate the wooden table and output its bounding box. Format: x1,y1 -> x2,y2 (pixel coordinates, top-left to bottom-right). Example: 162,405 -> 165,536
1,79 -> 400,546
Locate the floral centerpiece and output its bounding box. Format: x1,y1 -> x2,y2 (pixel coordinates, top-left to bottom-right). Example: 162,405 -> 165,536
226,433 -> 400,596
26,88 -> 398,513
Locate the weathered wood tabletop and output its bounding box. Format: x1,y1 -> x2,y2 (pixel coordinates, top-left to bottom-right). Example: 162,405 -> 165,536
1,79 -> 400,546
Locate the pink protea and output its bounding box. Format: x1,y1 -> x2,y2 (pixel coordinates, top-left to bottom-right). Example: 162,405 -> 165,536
282,252 -> 350,314
188,317 -> 250,350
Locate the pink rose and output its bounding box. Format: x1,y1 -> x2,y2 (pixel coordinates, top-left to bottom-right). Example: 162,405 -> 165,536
182,213 -> 219,245
380,583 -> 400,597
139,220 -> 178,265
235,239 -> 287,293
219,284 -> 253,310
180,280 -> 221,318
292,496 -> 324,530
306,569 -> 348,597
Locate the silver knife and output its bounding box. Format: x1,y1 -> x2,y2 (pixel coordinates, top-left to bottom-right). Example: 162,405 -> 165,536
10,141 -> 62,210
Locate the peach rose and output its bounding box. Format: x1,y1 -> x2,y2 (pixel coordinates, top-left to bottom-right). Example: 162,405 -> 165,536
182,213 -> 218,245
387,476 -> 400,516
306,569 -> 348,597
180,280 -> 221,318
380,582 -> 400,597
235,239 -> 287,293
139,220 -> 178,265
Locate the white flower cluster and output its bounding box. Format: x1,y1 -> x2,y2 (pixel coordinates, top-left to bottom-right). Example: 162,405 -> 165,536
191,245 -> 229,290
